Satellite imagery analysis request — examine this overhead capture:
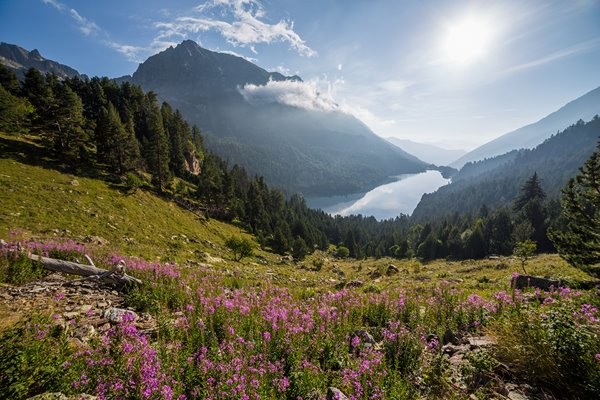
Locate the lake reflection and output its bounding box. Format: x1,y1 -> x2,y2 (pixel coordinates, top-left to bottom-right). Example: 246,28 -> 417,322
308,170 -> 449,220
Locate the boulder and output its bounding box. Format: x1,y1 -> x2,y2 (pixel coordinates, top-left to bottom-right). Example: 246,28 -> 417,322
103,307 -> 137,324
511,275 -> 561,290
386,264 -> 400,276
326,387 -> 348,400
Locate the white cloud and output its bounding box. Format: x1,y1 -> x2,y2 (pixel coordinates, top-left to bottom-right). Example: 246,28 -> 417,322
41,0 -> 100,36
503,37 -> 600,74
239,79 -> 338,112
154,0 -> 316,57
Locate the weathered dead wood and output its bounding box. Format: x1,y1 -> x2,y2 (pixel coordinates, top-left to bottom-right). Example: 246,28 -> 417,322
27,254 -> 142,286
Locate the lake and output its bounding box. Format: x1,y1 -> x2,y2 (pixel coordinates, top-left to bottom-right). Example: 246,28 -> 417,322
306,170 -> 450,220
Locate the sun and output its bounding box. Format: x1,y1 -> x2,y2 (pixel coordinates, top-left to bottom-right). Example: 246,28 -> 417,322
443,15 -> 493,66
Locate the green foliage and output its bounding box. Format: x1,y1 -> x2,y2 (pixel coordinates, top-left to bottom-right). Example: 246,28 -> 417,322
144,96 -> 170,192
0,316 -> 73,399
514,240 -> 537,274
491,301 -> 600,397
292,236 -> 309,261
550,139 -> 600,277
0,254 -> 46,285
95,103 -> 140,174
335,246 -> 350,259
461,349 -> 496,389
0,84 -> 32,133
225,235 -> 254,261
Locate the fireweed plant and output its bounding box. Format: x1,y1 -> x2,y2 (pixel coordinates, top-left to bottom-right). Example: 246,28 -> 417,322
0,239 -> 598,399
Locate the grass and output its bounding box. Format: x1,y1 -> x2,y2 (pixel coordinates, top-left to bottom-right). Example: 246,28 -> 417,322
0,132 -> 599,399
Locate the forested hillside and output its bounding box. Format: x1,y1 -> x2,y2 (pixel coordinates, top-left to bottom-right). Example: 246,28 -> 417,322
413,118 -> 600,221
1,63 -> 596,263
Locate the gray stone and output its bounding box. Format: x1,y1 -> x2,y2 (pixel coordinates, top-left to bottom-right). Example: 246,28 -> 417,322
507,392 -> 529,400
511,275 -> 561,290
103,307 -> 137,324
326,387 -> 348,400
27,393 -> 68,400
468,336 -> 496,348
387,264 -> 400,275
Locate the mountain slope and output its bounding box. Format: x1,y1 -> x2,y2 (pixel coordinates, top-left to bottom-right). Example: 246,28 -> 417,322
0,42 -> 81,79
451,86 -> 600,168
412,117 -> 600,221
386,137 -> 466,166
121,40 -> 427,196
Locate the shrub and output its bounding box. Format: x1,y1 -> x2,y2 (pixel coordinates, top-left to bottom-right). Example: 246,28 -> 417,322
224,235 -> 254,261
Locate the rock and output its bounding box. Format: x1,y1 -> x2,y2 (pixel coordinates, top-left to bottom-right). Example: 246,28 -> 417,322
369,270 -> 381,279
70,179 -> 79,186
511,275 -> 561,290
442,343 -> 468,356
354,329 -> 376,344
326,387 -> 348,400
507,391 -> 529,400
74,324 -> 96,341
443,328 -> 458,345
63,311 -> 80,320
27,393 -> 68,400
103,307 -> 137,324
84,235 -> 109,246
387,264 -> 400,276
468,336 -> 497,349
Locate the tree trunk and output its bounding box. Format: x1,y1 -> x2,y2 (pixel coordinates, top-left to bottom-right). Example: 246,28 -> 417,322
28,253 -> 142,286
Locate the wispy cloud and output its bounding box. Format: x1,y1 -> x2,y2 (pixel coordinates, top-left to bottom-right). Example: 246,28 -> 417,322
41,0 -> 99,36
155,0 -> 316,57
503,37 -> 600,74
239,79 -> 337,112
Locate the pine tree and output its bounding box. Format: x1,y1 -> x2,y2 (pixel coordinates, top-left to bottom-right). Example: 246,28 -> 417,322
0,84 -> 32,132
95,103 -> 140,174
514,172 -> 545,210
0,64 -> 21,95
145,96 -> 170,192
514,172 -> 550,251
550,143 -> 600,277
47,83 -> 87,163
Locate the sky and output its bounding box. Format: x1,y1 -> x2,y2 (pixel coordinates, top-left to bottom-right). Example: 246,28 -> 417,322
1,0 -> 600,150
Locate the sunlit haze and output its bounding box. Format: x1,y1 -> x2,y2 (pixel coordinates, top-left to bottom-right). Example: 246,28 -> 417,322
1,0 -> 599,150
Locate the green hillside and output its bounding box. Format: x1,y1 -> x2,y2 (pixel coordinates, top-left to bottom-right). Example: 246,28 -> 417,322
0,132 -> 259,263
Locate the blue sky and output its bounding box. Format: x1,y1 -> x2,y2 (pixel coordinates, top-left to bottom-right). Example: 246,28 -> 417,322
1,0 -> 600,149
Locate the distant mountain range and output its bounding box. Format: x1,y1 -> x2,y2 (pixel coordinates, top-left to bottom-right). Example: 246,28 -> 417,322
117,40 -> 427,196
412,117 -> 600,221
385,137 -> 465,166
451,86 -> 600,168
0,42 -> 82,79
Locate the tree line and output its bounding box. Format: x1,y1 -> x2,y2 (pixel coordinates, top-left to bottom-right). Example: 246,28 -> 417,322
0,65 -> 596,274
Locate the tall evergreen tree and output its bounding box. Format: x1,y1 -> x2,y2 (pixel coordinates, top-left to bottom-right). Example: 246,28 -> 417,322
514,172 -> 550,251
95,103 -> 140,174
145,96 -> 170,192
550,142 -> 600,277
47,83 -> 87,163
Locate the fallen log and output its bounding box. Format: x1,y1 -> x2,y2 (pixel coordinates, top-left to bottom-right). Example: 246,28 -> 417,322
27,254 -> 142,286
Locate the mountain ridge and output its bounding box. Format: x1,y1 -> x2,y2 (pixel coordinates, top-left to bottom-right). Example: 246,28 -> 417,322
0,42 -> 82,79
451,86 -> 600,168
386,137 -> 466,166
121,40 -> 427,196
412,117 -> 600,221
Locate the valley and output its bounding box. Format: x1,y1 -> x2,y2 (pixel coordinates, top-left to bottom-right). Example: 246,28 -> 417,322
1,1 -> 600,399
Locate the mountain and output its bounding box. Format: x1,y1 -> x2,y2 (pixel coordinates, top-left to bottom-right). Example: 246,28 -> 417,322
120,40 -> 427,196
0,42 -> 81,79
386,137 -> 466,166
411,117 -> 600,221
451,86 -> 600,168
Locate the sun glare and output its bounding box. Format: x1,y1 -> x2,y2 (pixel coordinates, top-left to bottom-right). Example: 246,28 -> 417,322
443,15 -> 493,66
